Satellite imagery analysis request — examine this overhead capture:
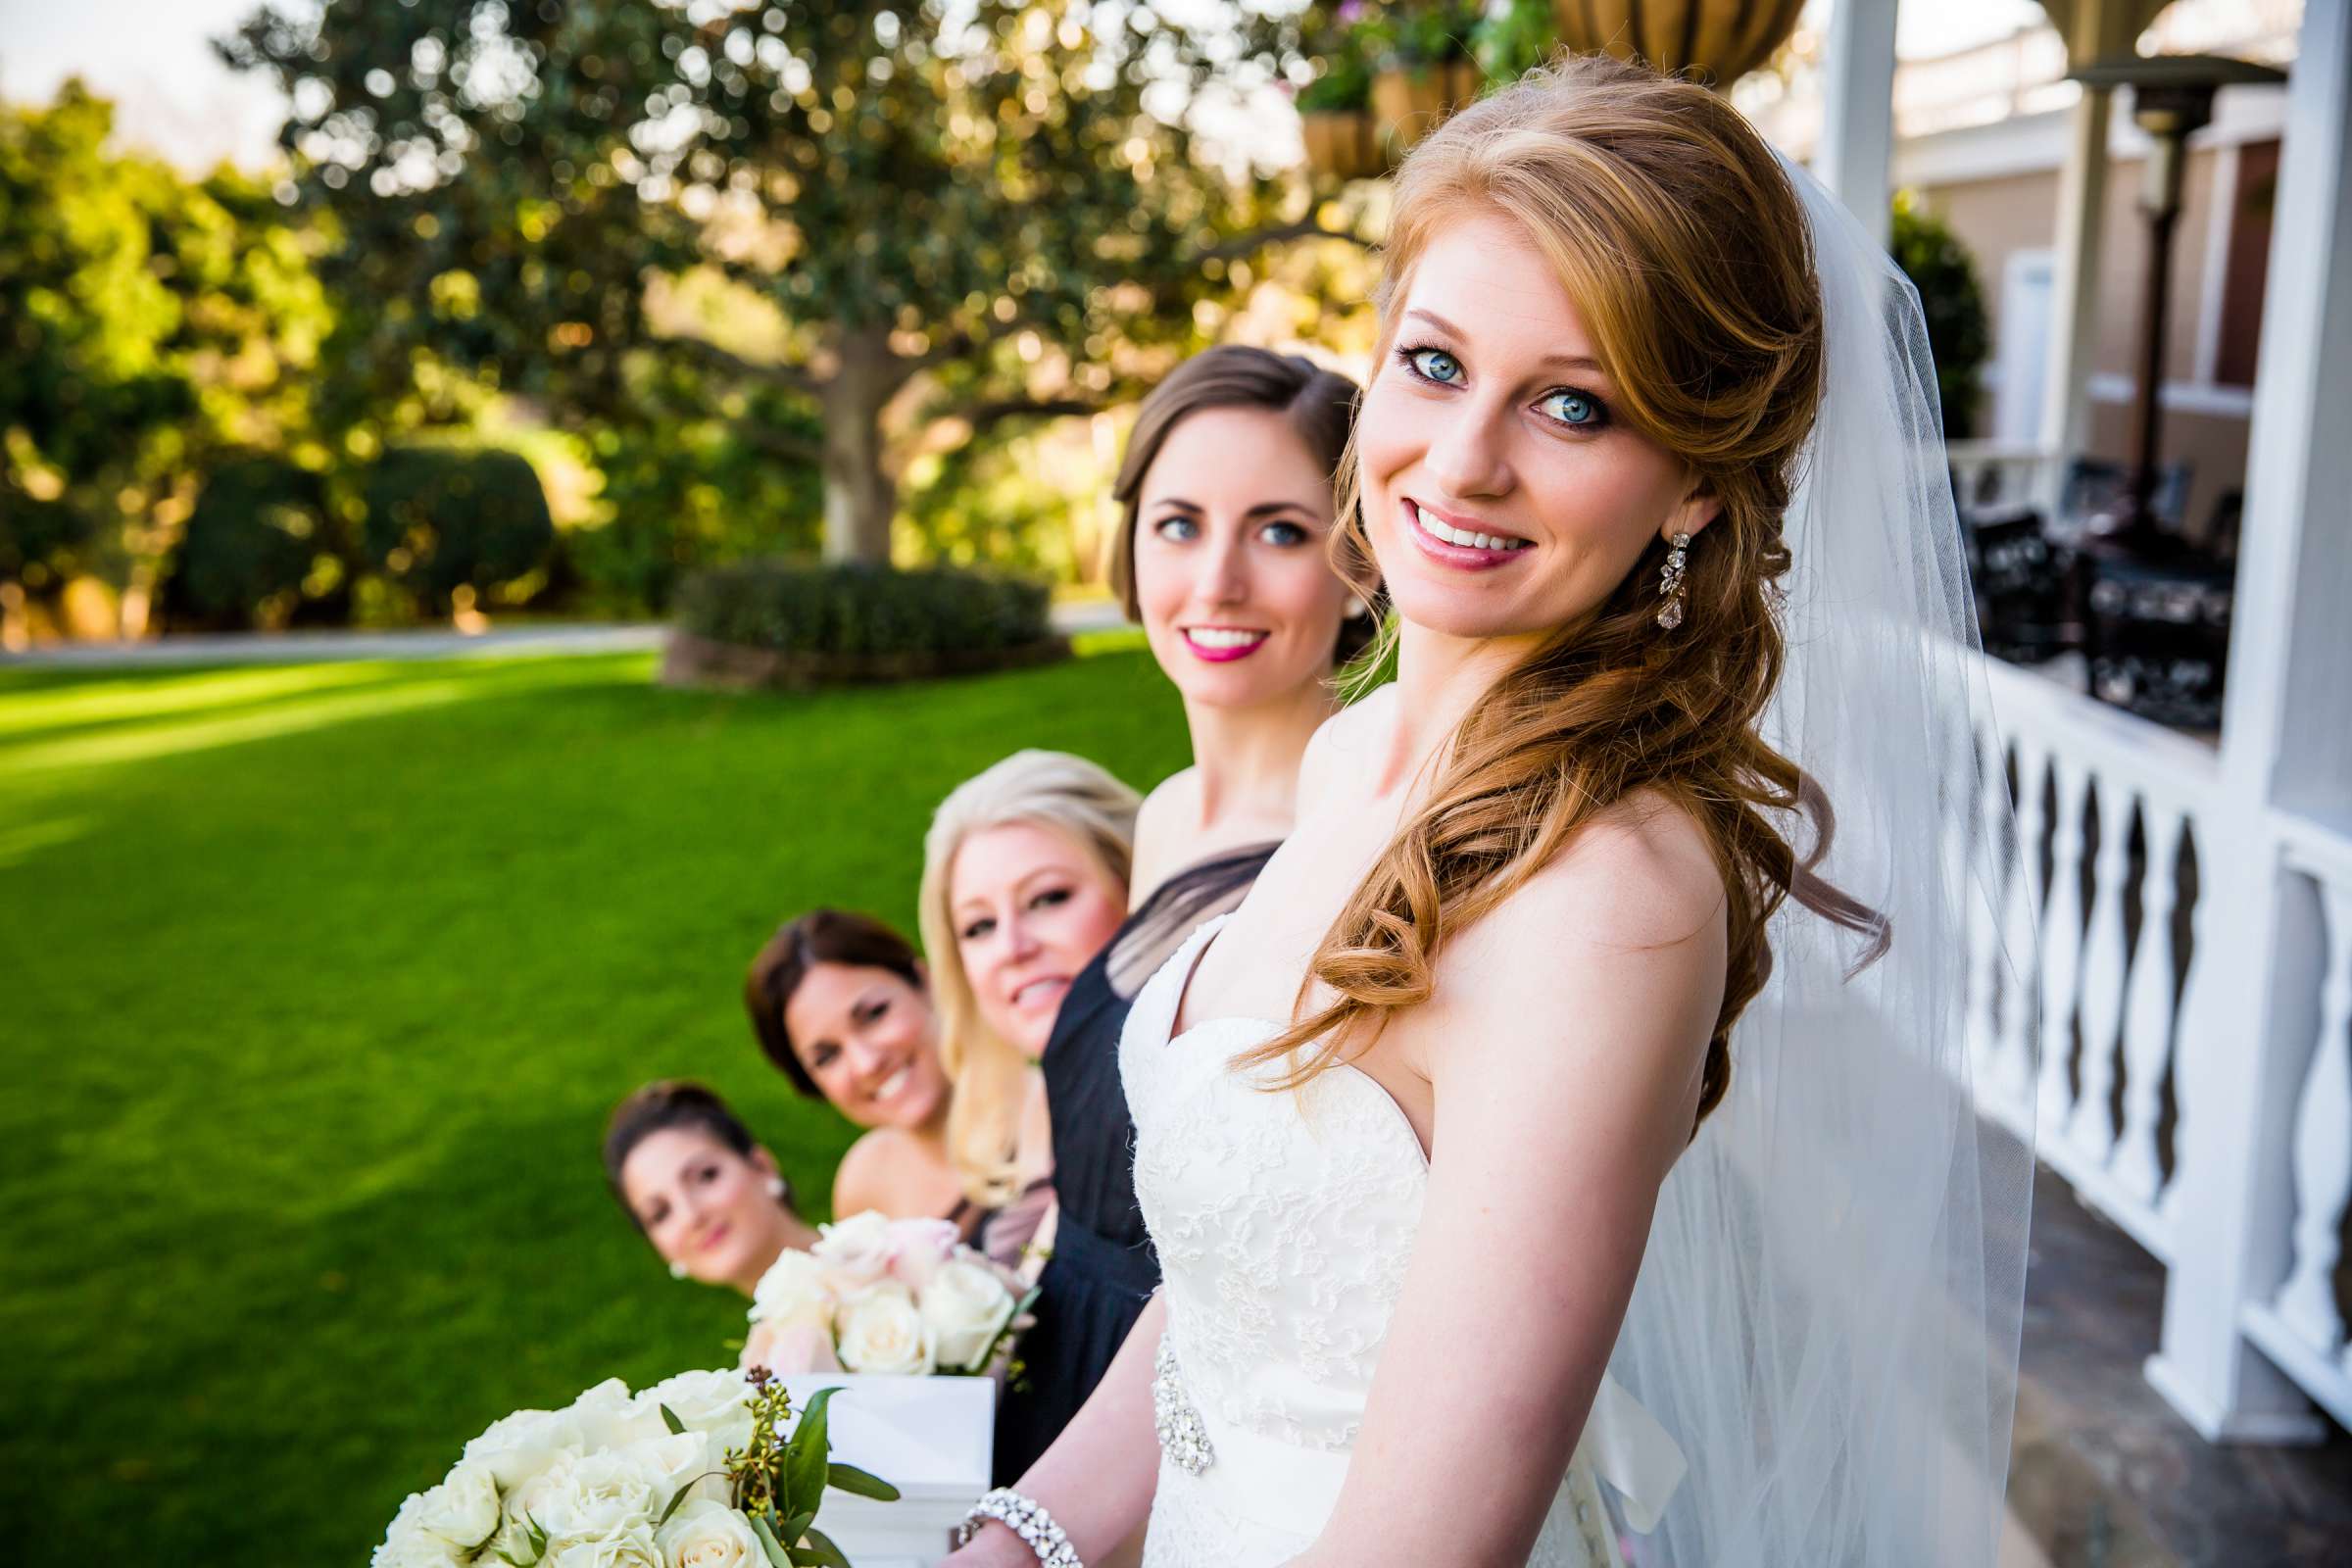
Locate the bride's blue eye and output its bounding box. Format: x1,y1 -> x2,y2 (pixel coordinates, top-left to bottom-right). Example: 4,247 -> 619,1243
1539,388 -> 1606,428
1401,347 -> 1463,386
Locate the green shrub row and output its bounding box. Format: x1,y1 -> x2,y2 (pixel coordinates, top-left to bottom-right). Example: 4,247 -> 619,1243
673,560 -> 1054,661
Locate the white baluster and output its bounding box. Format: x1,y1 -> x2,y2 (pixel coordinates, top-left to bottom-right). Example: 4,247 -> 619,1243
2037,754 -> 2090,1135
1963,727 -> 2004,1083
1994,736 -> 2048,1109
2113,800 -> 2185,1207
2069,774 -> 2135,1162
2276,877 -> 2352,1355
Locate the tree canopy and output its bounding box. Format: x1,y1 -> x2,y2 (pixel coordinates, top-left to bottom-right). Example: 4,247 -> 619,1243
225,0 -> 1331,563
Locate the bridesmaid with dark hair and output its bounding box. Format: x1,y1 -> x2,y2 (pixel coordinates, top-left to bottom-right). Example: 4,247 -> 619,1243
995,344 -> 1374,1484
743,906 -> 1047,1271
604,1080 -> 820,1297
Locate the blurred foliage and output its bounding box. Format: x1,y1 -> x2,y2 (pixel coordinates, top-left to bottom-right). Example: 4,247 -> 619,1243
0,82 -> 331,638
565,401 -> 826,613
360,446 -> 557,614
1356,0 -> 1485,69
223,0 -> 1338,565
163,455 -> 335,629
673,557 -> 1052,659
1471,0 -> 1561,83
901,417 -> 1121,582
1890,190 -> 1991,439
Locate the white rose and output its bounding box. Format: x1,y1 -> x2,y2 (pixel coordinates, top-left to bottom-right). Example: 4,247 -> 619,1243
810,1210 -> 896,1290
656,1499 -> 765,1568
547,1523 -> 664,1568
920,1257 -> 1019,1371
374,1496 -> 466,1568
415,1459 -> 502,1547
614,1430 -> 721,1501
748,1249 -> 836,1330
532,1448 -> 663,1543
884,1215 -> 962,1290
834,1282 -> 935,1375
741,1318 -> 841,1377
567,1377 -> 666,1449
635,1369 -> 754,1456
463,1406 -> 582,1490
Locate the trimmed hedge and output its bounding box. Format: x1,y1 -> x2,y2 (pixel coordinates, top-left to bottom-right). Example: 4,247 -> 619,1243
361,447 -> 554,612
664,560 -> 1064,689
170,456 -> 328,627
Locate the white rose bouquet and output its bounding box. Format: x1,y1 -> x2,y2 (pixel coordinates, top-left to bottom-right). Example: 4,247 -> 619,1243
370,1368 -> 896,1568
740,1212 -> 1035,1380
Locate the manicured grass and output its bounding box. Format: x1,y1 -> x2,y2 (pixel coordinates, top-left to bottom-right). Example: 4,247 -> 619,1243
0,638 -> 1187,1561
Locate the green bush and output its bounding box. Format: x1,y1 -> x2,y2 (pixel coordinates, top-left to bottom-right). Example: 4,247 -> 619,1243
673,560 -> 1054,668
169,456 -> 330,628
675,559 -> 1052,657
361,447 -> 555,613
1890,192 -> 1991,439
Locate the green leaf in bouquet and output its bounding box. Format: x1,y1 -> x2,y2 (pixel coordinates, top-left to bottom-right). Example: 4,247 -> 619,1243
749,1509 -> 794,1568
781,1385 -> 840,1519
660,1402 -> 688,1436
779,1509 -> 815,1544
824,1462 -> 901,1501
657,1479 -> 695,1529
787,1525 -> 855,1568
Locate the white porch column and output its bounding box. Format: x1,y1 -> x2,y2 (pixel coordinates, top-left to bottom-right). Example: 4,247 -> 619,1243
2145,0 -> 2352,1444
1815,0 -> 1898,248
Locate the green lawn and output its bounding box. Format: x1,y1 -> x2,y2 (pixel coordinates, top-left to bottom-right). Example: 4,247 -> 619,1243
0,638 -> 1187,1561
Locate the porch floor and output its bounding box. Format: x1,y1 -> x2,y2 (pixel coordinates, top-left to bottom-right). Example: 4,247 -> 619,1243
2008,1168 -> 2352,1565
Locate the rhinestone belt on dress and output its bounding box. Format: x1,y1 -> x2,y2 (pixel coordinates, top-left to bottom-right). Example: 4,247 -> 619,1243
1152,1341 -> 1214,1475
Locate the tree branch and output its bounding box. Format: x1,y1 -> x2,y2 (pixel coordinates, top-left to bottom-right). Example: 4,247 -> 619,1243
959,394 -> 1108,436
1185,217 -> 1373,268
662,334 -> 822,396
734,420 -> 824,464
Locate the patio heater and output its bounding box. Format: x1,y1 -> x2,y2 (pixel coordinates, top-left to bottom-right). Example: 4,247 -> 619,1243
2061,53 -> 2286,728
2065,53 -> 2285,546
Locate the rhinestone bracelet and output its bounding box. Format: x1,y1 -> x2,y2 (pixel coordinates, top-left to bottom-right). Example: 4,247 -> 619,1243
952,1487 -> 1084,1568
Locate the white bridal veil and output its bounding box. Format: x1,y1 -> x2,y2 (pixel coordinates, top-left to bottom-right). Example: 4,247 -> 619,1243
1601,155 -> 2036,1566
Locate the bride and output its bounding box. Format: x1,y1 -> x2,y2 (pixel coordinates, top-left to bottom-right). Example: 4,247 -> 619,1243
946,55 -> 2027,1568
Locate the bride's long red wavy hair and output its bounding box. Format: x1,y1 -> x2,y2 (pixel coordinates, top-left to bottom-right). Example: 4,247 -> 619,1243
1238,56 -> 1883,1127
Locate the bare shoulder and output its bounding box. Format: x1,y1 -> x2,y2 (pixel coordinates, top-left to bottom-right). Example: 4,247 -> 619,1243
1416,792 -> 1723,1168
831,1127 -> 921,1219
1128,768 -> 1202,906
1504,790 -> 1725,957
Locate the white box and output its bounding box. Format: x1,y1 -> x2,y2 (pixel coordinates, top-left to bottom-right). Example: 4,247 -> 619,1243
778,1374 -> 996,1568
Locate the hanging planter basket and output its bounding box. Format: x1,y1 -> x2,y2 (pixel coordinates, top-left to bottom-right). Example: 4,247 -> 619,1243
1371,57 -> 1483,161
1300,109 -> 1385,182
1550,0 -> 1805,87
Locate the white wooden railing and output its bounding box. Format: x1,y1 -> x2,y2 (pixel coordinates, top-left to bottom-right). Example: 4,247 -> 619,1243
1966,657 -> 2352,1435
2240,819 -> 2352,1432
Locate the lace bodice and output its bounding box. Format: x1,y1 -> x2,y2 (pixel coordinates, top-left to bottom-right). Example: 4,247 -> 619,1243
1119,916 -> 1659,1566
1123,920 -> 1429,1455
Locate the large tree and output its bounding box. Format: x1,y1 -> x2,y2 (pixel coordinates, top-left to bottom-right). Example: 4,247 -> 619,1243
226,0 -> 1334,564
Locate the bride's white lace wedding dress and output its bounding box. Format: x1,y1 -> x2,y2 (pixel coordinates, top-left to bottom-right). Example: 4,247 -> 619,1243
1121,915 -> 1686,1567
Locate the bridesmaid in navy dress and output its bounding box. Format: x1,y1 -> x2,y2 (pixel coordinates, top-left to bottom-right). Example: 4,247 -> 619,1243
995,346 -> 1378,1485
